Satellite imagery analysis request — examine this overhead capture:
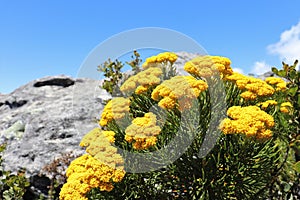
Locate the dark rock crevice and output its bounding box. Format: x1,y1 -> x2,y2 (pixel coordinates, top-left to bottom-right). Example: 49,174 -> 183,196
23,175 -> 51,200
49,132 -> 73,140
4,99 -> 28,109
33,77 -> 75,88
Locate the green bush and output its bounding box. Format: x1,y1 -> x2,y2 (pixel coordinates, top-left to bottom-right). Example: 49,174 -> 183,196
59,52 -> 299,199
0,143 -> 30,200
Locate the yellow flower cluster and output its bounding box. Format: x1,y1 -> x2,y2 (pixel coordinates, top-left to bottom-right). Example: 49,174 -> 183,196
265,77 -> 287,91
80,128 -> 124,169
125,112 -> 161,150
220,106 -> 275,139
59,154 -> 125,200
184,55 -> 233,78
142,52 -> 178,69
120,67 -> 163,94
100,97 -> 130,126
151,76 -> 208,110
225,72 -> 275,100
257,100 -> 278,110
280,102 -> 293,113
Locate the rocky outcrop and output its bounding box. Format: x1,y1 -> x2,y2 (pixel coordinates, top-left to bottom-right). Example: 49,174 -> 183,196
258,71 -> 276,80
0,75 -> 111,197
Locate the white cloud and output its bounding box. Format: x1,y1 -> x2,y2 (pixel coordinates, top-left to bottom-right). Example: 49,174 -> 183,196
250,21 -> 300,74
251,61 -> 272,75
232,68 -> 244,74
267,21 -> 300,68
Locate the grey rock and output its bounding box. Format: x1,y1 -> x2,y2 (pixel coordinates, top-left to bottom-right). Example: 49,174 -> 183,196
0,75 -> 111,178
257,71 -> 276,80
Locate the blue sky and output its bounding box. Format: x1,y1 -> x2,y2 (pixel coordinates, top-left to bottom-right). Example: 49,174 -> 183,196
1,0 -> 300,94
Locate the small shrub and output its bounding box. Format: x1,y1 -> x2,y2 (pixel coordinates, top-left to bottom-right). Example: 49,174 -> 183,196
0,143 -> 30,200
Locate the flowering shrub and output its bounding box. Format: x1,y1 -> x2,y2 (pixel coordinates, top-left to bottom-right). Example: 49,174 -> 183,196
61,52 -> 299,199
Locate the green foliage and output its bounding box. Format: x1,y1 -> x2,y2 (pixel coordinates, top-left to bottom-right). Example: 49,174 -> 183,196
98,58 -> 124,96
88,54 -> 300,199
125,50 -> 142,74
0,143 -> 30,200
98,50 -> 142,97
269,60 -> 300,198
294,161 -> 300,173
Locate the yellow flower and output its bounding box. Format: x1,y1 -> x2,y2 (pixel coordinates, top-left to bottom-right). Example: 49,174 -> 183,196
102,131 -> 116,143
142,52 -> 178,68
158,96 -> 176,110
265,77 -> 287,91
225,72 -> 275,100
120,67 -> 162,94
265,77 -> 284,85
240,91 -> 257,100
151,76 -> 208,110
184,55 -> 233,78
135,85 -> 149,94
99,97 -> 130,126
80,128 -> 124,168
220,106 -> 275,139
125,112 -> 161,150
60,154 -> 125,200
80,128 -> 116,146
281,102 -> 293,107
276,82 -> 287,91
257,100 -> 278,110
79,127 -> 103,147
280,102 -> 293,113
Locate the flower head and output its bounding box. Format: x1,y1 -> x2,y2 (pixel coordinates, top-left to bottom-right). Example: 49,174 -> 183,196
265,77 -> 287,91
220,106 -> 275,139
120,67 -> 162,94
225,72 -> 275,100
100,97 -> 130,126
184,55 -> 233,78
80,129 -> 123,169
257,100 -> 278,110
125,112 -> 161,150
142,52 -> 177,69
151,76 -> 208,110
60,154 -> 125,200
280,102 -> 293,113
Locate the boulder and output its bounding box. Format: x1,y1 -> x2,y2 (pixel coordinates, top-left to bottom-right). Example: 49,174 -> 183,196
0,75 -> 110,197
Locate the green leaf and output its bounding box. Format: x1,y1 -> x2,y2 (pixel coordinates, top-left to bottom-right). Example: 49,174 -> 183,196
289,70 -> 297,79
278,114 -> 288,128
293,161 -> 300,173
271,67 -> 278,74
293,59 -> 298,67
278,70 -> 287,77
288,86 -> 298,96
13,185 -> 21,192
282,181 -> 291,192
